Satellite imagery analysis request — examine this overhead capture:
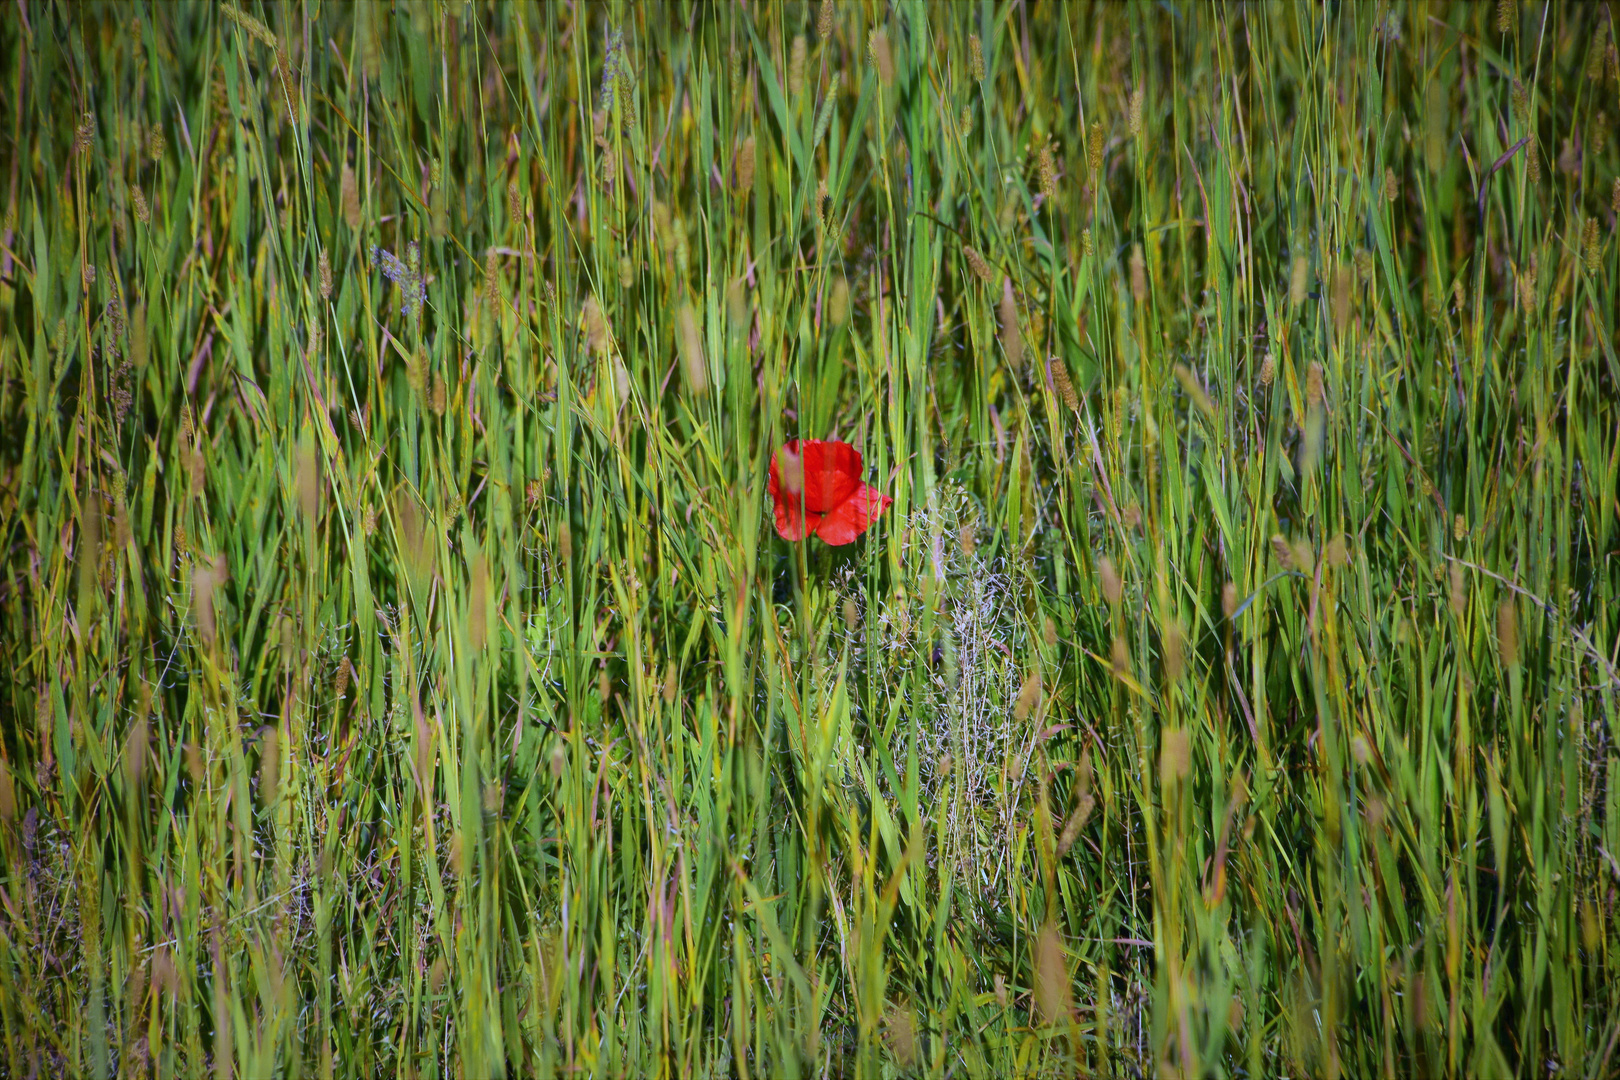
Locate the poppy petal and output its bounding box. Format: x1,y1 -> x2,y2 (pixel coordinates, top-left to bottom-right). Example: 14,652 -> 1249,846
799,439 -> 861,513
812,483 -> 893,546
768,457 -> 813,541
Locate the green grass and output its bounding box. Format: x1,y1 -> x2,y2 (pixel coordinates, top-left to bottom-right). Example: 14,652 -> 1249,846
1,1 -> 1618,1076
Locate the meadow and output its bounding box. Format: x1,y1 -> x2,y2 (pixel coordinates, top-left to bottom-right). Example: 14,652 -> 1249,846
1,1 -> 1618,1076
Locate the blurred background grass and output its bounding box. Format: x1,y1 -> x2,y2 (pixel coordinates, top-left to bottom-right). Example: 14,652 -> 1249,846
0,1 -> 1618,1076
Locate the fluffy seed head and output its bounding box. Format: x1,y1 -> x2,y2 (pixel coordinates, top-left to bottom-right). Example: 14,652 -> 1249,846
1496,597 -> 1519,668
962,244 -> 993,284
1099,556 -> 1122,605
828,274 -> 850,326
1012,667 -> 1042,721
869,28 -> 893,84
733,135 -> 755,195
677,303 -> 708,396
1036,143 -> 1057,201
1051,357 -> 1079,410
341,162 -> 361,230
1033,922 -> 1072,1025
789,35 -> 807,98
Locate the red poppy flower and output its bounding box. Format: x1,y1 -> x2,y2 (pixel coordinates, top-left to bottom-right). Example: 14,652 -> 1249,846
768,439 -> 893,545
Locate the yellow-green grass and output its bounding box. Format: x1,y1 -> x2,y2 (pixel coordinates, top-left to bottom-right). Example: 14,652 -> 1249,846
0,2 -> 1617,1076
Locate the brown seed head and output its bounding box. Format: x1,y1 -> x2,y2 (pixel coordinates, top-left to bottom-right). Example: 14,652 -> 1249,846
1496,597 -> 1519,668
962,244 -> 993,284
1013,667 -> 1043,721
1033,922 -> 1072,1025
132,185 -> 150,224
1036,143 -> 1057,201
1087,120 -> 1104,176
341,162 -> 361,230
1159,728 -> 1191,784
1305,362 -> 1325,407
869,28 -> 893,85
1099,556 -> 1122,605
678,303 -> 708,396
818,0 -> 835,41
828,274 -> 851,326
789,35 -> 807,99
733,136 -> 755,195
1051,357 -> 1079,410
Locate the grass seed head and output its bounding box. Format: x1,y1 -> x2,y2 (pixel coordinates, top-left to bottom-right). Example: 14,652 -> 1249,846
963,244 -> 993,284
1127,87 -> 1143,136
1013,667 -> 1042,721
1497,597 -> 1519,668
818,0 -> 835,41
132,185 -> 150,224
969,34 -> 984,82
1087,120 -> 1104,177
883,1003 -> 918,1067
789,35 -> 807,98
341,161 -> 361,230
1448,562 -> 1467,618
1051,357 -> 1078,409
677,303 -> 708,396
1129,243 -> 1146,302
296,443 -> 320,528
733,135 -> 755,195
1305,362 -> 1325,407
1036,142 -> 1057,201
1163,620 -> 1185,682
828,274 -> 850,326
1159,728 -> 1191,784
1034,922 -> 1072,1025
1583,218 -> 1602,273
1099,556 -> 1122,605
483,248 -> 499,308
1110,634 -> 1130,676
869,28 -> 893,85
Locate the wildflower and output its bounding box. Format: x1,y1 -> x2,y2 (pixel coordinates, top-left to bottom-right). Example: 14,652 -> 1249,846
370,245 -> 425,315
768,439 -> 892,545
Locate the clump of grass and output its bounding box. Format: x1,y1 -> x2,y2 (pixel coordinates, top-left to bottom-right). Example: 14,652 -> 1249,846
0,3 -> 1617,1077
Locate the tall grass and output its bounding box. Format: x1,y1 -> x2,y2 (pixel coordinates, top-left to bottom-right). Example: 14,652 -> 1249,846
1,1 -> 1617,1076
